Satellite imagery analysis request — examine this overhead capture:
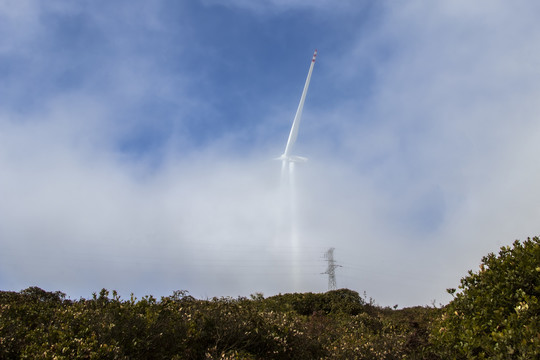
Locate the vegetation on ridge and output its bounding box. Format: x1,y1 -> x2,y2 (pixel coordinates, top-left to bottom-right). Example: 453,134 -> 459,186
1,237 -> 538,359
433,236 -> 540,359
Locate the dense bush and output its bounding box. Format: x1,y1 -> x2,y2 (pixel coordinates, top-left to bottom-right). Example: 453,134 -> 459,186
433,237 -> 540,359
0,287 -> 436,359
261,288 -> 366,316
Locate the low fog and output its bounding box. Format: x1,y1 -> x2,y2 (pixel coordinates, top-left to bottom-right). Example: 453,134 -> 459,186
1,1 -> 540,307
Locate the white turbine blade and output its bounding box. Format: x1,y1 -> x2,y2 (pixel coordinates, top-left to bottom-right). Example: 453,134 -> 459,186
288,155 -> 308,163
283,49 -> 317,158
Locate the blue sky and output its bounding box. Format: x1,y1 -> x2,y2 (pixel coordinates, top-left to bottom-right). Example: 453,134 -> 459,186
1,0 -> 540,307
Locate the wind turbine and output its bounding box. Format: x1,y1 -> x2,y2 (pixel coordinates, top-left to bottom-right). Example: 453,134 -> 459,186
277,50 -> 317,290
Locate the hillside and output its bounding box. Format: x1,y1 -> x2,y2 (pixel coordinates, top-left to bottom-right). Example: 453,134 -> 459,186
1,237 -> 538,359
0,287 -> 438,359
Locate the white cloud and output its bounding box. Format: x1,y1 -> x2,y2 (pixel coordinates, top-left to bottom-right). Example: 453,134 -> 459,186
1,1 -> 540,307
0,0 -> 42,55
306,0 -> 540,303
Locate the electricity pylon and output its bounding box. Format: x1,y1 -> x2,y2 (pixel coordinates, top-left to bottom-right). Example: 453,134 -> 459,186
322,248 -> 341,290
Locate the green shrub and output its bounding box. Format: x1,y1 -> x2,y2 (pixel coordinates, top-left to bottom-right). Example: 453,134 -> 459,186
262,289 -> 365,316
433,237 -> 540,359
3,287 -> 428,359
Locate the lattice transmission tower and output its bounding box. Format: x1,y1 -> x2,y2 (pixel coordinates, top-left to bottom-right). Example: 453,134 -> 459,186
322,248 -> 342,290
